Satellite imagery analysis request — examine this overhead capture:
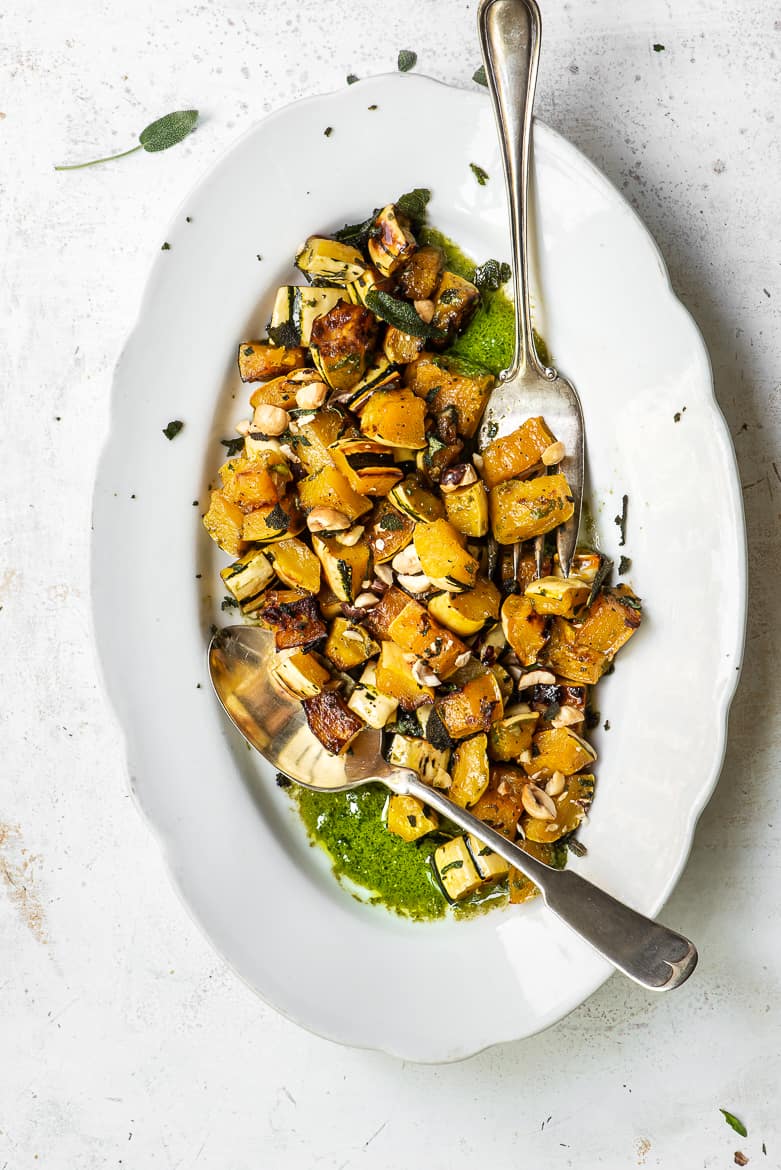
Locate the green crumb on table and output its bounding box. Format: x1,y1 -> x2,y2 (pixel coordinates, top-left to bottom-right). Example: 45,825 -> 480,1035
470,162 -> 489,185
163,419 -> 183,440
161,241 -> 171,250
653,43 -> 665,51
473,65 -> 488,86
346,74 -> 359,85
398,49 -> 417,72
292,785 -> 446,920
323,126 -> 333,137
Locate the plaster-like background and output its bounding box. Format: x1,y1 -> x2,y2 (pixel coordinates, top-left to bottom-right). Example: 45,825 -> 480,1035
1,1 -> 778,1166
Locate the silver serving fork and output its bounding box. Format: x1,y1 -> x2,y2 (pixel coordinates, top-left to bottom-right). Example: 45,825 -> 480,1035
476,0 -> 584,579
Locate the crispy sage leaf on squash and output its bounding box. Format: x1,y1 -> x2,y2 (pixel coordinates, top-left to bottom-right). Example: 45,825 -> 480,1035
395,187 -> 431,224
364,290 -> 444,340
334,213 -> 377,249
472,259 -> 512,291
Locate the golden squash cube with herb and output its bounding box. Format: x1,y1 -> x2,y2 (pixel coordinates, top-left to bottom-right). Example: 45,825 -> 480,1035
489,473 -> 575,545
387,795 -> 439,843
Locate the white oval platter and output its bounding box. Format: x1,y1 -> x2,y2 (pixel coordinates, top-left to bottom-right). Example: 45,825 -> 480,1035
92,74 -> 746,1062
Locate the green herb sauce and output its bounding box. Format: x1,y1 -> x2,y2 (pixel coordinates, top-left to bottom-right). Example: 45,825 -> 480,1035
292,784 -> 446,920
419,226 -> 551,375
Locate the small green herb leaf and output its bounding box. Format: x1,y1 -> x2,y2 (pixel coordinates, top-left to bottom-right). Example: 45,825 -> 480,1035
614,493 -> 628,546
396,187 -> 431,224
398,49 -> 417,72
334,212 -> 377,248
365,290 -> 444,340
618,555 -> 632,575
440,859 -> 464,875
56,109 -> 198,171
163,419 -> 183,440
653,43 -> 665,52
586,555 -> 613,608
473,259 -> 512,291
378,512 -> 405,531
220,436 -> 244,456
473,65 -> 488,86
470,162 -> 489,186
346,74 -> 359,85
221,595 -> 239,610
324,126 -> 333,137
139,109 -> 199,153
720,1111 -> 748,1138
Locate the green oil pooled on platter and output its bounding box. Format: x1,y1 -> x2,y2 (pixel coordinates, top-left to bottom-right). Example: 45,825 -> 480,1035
419,226 -> 551,375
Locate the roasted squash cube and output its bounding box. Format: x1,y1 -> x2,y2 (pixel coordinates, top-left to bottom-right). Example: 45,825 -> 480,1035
431,271 -> 480,342
481,417 -> 556,488
443,480 -> 489,537
271,650 -> 331,699
433,836 -> 483,901
365,500 -> 415,563
470,765 -> 525,837
449,733 -> 490,808
501,594 -> 548,666
257,593 -> 327,652
248,373 -> 299,410
295,236 -> 366,285
359,386 -> 427,449
323,616 -> 379,671
302,689 -> 364,755
575,585 -> 642,658
362,585 -> 411,640
467,835 -> 510,880
388,734 -> 451,788
222,463 -> 279,511
383,326 -> 425,365
397,245 -> 445,301
387,794 -> 439,842
268,537 -> 321,594
490,473 -> 575,544
522,773 -> 596,844
437,671 -> 503,739
525,575 -> 589,619
375,641 -> 434,710
220,548 -> 275,612
404,354 -> 494,439
310,302 -> 377,393
487,709 -> 539,761
329,437 -> 403,497
203,491 -> 247,556
525,727 -> 596,779
414,518 -> 479,592
427,577 -> 500,637
242,498 -> 304,543
347,679 -> 398,728
294,406 -> 346,474
296,465 -> 372,521
312,534 -> 370,603
387,599 -> 467,679
238,341 -> 306,383
388,474 -> 445,523
543,617 -> 608,684
367,203 -> 416,276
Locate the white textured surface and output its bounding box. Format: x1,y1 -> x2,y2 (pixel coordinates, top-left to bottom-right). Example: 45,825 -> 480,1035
0,0 -> 778,1164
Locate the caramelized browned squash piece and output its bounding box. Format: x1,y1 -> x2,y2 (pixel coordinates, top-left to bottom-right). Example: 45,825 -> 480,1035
257,592 -> 327,651
238,342 -> 306,383
375,641 -> 435,710
383,326 -> 426,365
437,671 -> 504,739
470,764 -> 525,837
359,386 -> 427,449
575,585 -> 642,658
203,491 -> 247,556
365,500 -> 415,564
431,271 -> 479,342
221,463 -> 279,510
524,727 -> 596,779
386,598 -> 467,679
543,617 -> 607,684
397,245 -> 445,301
302,689 -> 365,754
367,204 -> 417,276
362,585 -> 411,640
310,302 -> 377,393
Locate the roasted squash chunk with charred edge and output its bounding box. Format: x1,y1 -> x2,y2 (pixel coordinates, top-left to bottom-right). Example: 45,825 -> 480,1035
296,465 -> 372,521
524,727 -> 596,779
367,203 -> 417,276
295,236 -> 366,286
323,616 -> 379,671
362,585 -> 411,640
490,473 -> 575,545
525,575 -> 590,619
522,773 -> 596,844
271,650 -> 331,699
329,437 -> 403,496
257,593 -> 327,652
220,548 -> 275,612
437,670 -> 504,740
397,245 -> 445,301
268,537 -> 321,594
238,341 -> 306,383
386,794 -> 439,842
242,498 -> 304,543
542,617 -> 607,684
302,689 -> 365,754
431,270 -> 480,343
481,417 -> 557,488
575,585 -> 642,658
310,301 -> 378,393
293,406 -> 347,474
312,534 -> 370,603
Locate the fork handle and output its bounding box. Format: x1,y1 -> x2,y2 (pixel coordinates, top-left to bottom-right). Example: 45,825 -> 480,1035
478,0 -> 551,382
397,771 -> 697,991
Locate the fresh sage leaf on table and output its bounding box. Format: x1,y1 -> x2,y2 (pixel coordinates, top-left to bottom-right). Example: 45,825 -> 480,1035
364,290 -> 444,340
398,49 -> 417,72
719,1110 -> 748,1138
55,109 -> 199,171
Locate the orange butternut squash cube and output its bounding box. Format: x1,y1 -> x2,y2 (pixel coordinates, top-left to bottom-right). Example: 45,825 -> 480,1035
387,599 -> 467,679
375,641 -> 434,710
359,386 -> 427,449
437,671 -> 504,739
203,490 -> 247,557
489,473 -> 574,544
501,595 -> 548,666
481,417 -> 556,488
414,518 -> 479,592
524,727 -> 596,779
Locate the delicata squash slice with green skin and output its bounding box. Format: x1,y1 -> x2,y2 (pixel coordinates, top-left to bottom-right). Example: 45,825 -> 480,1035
203,191 -> 645,915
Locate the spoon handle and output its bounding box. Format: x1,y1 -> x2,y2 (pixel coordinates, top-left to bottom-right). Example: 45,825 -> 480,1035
399,772 -> 698,991
478,0 -> 551,381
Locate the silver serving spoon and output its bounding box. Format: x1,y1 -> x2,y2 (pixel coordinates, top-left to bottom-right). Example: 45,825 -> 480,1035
210,625 -> 697,992
476,0 -> 585,578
